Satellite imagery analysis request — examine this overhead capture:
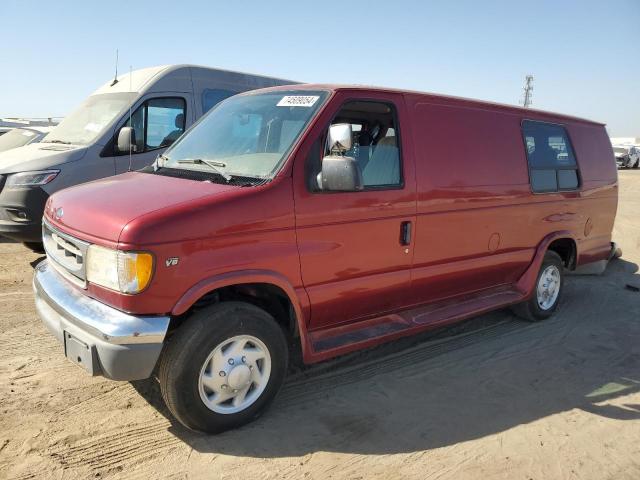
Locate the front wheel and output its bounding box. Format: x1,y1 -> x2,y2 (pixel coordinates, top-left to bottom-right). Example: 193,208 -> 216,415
512,251 -> 564,322
158,302 -> 288,433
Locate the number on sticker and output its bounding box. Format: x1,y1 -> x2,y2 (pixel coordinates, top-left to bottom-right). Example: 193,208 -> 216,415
277,96 -> 320,107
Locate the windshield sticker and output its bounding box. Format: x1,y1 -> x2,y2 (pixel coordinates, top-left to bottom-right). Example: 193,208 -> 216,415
22,131 -> 35,137
277,95 -> 320,107
84,122 -> 102,132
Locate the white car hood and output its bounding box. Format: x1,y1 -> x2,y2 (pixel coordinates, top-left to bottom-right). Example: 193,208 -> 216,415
0,142 -> 88,174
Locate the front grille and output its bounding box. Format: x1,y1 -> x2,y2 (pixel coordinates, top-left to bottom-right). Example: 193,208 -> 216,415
42,220 -> 89,288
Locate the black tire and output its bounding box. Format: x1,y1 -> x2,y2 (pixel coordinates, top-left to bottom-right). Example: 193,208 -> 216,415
512,251 -> 564,322
633,159 -> 639,169
158,301 -> 288,434
23,242 -> 45,254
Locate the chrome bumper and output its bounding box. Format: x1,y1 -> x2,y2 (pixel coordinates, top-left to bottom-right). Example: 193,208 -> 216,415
33,260 -> 170,380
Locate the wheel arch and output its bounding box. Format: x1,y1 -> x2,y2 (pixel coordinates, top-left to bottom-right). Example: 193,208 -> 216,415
547,237 -> 577,270
171,270 -> 309,343
515,231 -> 576,299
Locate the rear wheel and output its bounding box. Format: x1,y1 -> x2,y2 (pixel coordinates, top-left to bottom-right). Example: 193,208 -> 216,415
512,251 -> 564,322
158,301 -> 288,433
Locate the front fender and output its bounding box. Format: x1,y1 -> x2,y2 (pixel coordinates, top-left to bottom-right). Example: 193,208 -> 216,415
172,269 -> 306,316
171,269 -> 313,354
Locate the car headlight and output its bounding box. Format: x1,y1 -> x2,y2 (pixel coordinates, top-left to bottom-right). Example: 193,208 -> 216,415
6,170 -> 59,187
86,245 -> 154,294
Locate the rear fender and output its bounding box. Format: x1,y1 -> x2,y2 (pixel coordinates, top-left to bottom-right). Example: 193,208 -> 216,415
515,231 -> 575,299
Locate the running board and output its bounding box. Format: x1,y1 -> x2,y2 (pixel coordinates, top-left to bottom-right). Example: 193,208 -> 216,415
307,286 -> 525,362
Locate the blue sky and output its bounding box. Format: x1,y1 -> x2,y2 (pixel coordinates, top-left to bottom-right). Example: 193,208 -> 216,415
1,0 -> 638,135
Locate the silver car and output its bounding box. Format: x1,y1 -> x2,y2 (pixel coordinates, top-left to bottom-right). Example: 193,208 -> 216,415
613,145 -> 640,168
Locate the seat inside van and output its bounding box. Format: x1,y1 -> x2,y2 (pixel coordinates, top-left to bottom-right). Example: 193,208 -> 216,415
314,100 -> 401,189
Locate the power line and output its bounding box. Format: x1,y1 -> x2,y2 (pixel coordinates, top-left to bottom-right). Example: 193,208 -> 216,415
520,75 -> 534,108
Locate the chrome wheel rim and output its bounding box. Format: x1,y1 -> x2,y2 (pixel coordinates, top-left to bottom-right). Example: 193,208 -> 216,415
198,335 -> 271,414
536,265 -> 561,310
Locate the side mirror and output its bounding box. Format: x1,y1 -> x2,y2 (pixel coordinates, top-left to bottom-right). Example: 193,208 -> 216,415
318,155 -> 363,191
328,123 -> 352,153
117,127 -> 137,154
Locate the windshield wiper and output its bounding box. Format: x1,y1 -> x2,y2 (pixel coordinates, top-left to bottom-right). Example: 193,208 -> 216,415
44,139 -> 71,145
177,158 -> 232,182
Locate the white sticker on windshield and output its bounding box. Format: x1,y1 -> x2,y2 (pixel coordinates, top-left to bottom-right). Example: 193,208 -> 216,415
84,122 -> 101,132
277,95 -> 320,107
22,131 -> 35,137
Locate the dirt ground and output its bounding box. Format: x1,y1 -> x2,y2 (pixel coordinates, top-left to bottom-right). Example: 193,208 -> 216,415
1,171 -> 639,480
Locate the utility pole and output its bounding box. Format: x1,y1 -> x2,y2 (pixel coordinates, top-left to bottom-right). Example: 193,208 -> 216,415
521,75 -> 534,108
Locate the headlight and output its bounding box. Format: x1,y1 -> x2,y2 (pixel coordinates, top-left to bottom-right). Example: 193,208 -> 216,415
6,170 -> 59,187
86,245 -> 154,294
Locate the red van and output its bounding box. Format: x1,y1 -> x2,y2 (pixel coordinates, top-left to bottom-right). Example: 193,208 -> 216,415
34,85 -> 618,433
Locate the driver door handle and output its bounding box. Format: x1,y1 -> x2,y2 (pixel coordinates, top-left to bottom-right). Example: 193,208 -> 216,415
400,221 -> 412,246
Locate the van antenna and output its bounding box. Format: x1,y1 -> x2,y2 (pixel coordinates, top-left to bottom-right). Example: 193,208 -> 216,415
128,65 -> 133,172
110,49 -> 119,86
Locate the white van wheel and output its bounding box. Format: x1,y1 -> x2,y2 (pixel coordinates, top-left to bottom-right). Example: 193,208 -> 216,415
512,251 -> 564,322
198,335 -> 272,414
536,265 -> 561,310
158,302 -> 288,433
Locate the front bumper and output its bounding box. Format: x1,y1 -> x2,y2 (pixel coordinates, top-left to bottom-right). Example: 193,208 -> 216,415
33,260 -> 170,380
0,184 -> 48,242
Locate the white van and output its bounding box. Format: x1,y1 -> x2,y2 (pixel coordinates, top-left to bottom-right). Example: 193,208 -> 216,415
0,65 -> 296,248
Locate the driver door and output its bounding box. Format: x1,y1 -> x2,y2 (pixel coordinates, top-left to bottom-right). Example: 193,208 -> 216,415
293,91 -> 417,330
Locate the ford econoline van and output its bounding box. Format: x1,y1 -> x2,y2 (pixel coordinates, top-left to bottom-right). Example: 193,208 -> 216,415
0,65 -> 295,249
33,85 -> 619,433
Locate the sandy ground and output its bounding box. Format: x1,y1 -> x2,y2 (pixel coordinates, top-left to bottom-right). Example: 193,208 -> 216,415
0,171 -> 639,480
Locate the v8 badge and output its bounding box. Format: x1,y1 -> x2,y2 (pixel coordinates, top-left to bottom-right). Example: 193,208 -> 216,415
165,257 -> 179,267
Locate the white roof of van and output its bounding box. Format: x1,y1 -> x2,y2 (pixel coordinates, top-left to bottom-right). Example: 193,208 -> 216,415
92,65 -> 172,95
91,64 -> 297,96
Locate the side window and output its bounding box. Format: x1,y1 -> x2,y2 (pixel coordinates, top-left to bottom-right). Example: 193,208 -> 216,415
124,97 -> 186,153
310,100 -> 402,191
146,98 -> 186,149
202,89 -> 236,113
522,120 -> 579,192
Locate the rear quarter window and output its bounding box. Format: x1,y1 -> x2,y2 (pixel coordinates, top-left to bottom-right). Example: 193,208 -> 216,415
522,120 -> 580,193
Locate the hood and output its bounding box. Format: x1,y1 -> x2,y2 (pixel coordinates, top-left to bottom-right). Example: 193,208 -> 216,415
0,142 -> 88,173
45,171 -> 238,244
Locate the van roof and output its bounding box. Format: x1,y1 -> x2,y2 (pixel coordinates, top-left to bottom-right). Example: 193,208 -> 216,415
91,64 -> 297,96
255,83 -> 605,127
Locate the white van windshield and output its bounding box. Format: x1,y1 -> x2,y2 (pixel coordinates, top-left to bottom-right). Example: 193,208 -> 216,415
44,92 -> 136,146
163,91 -> 327,179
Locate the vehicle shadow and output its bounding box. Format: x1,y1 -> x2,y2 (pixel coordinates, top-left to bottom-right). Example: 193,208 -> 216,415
131,257 -> 640,457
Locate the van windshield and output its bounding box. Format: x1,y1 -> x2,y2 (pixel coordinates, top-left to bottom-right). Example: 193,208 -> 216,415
44,92 -> 136,146
163,90 -> 327,179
